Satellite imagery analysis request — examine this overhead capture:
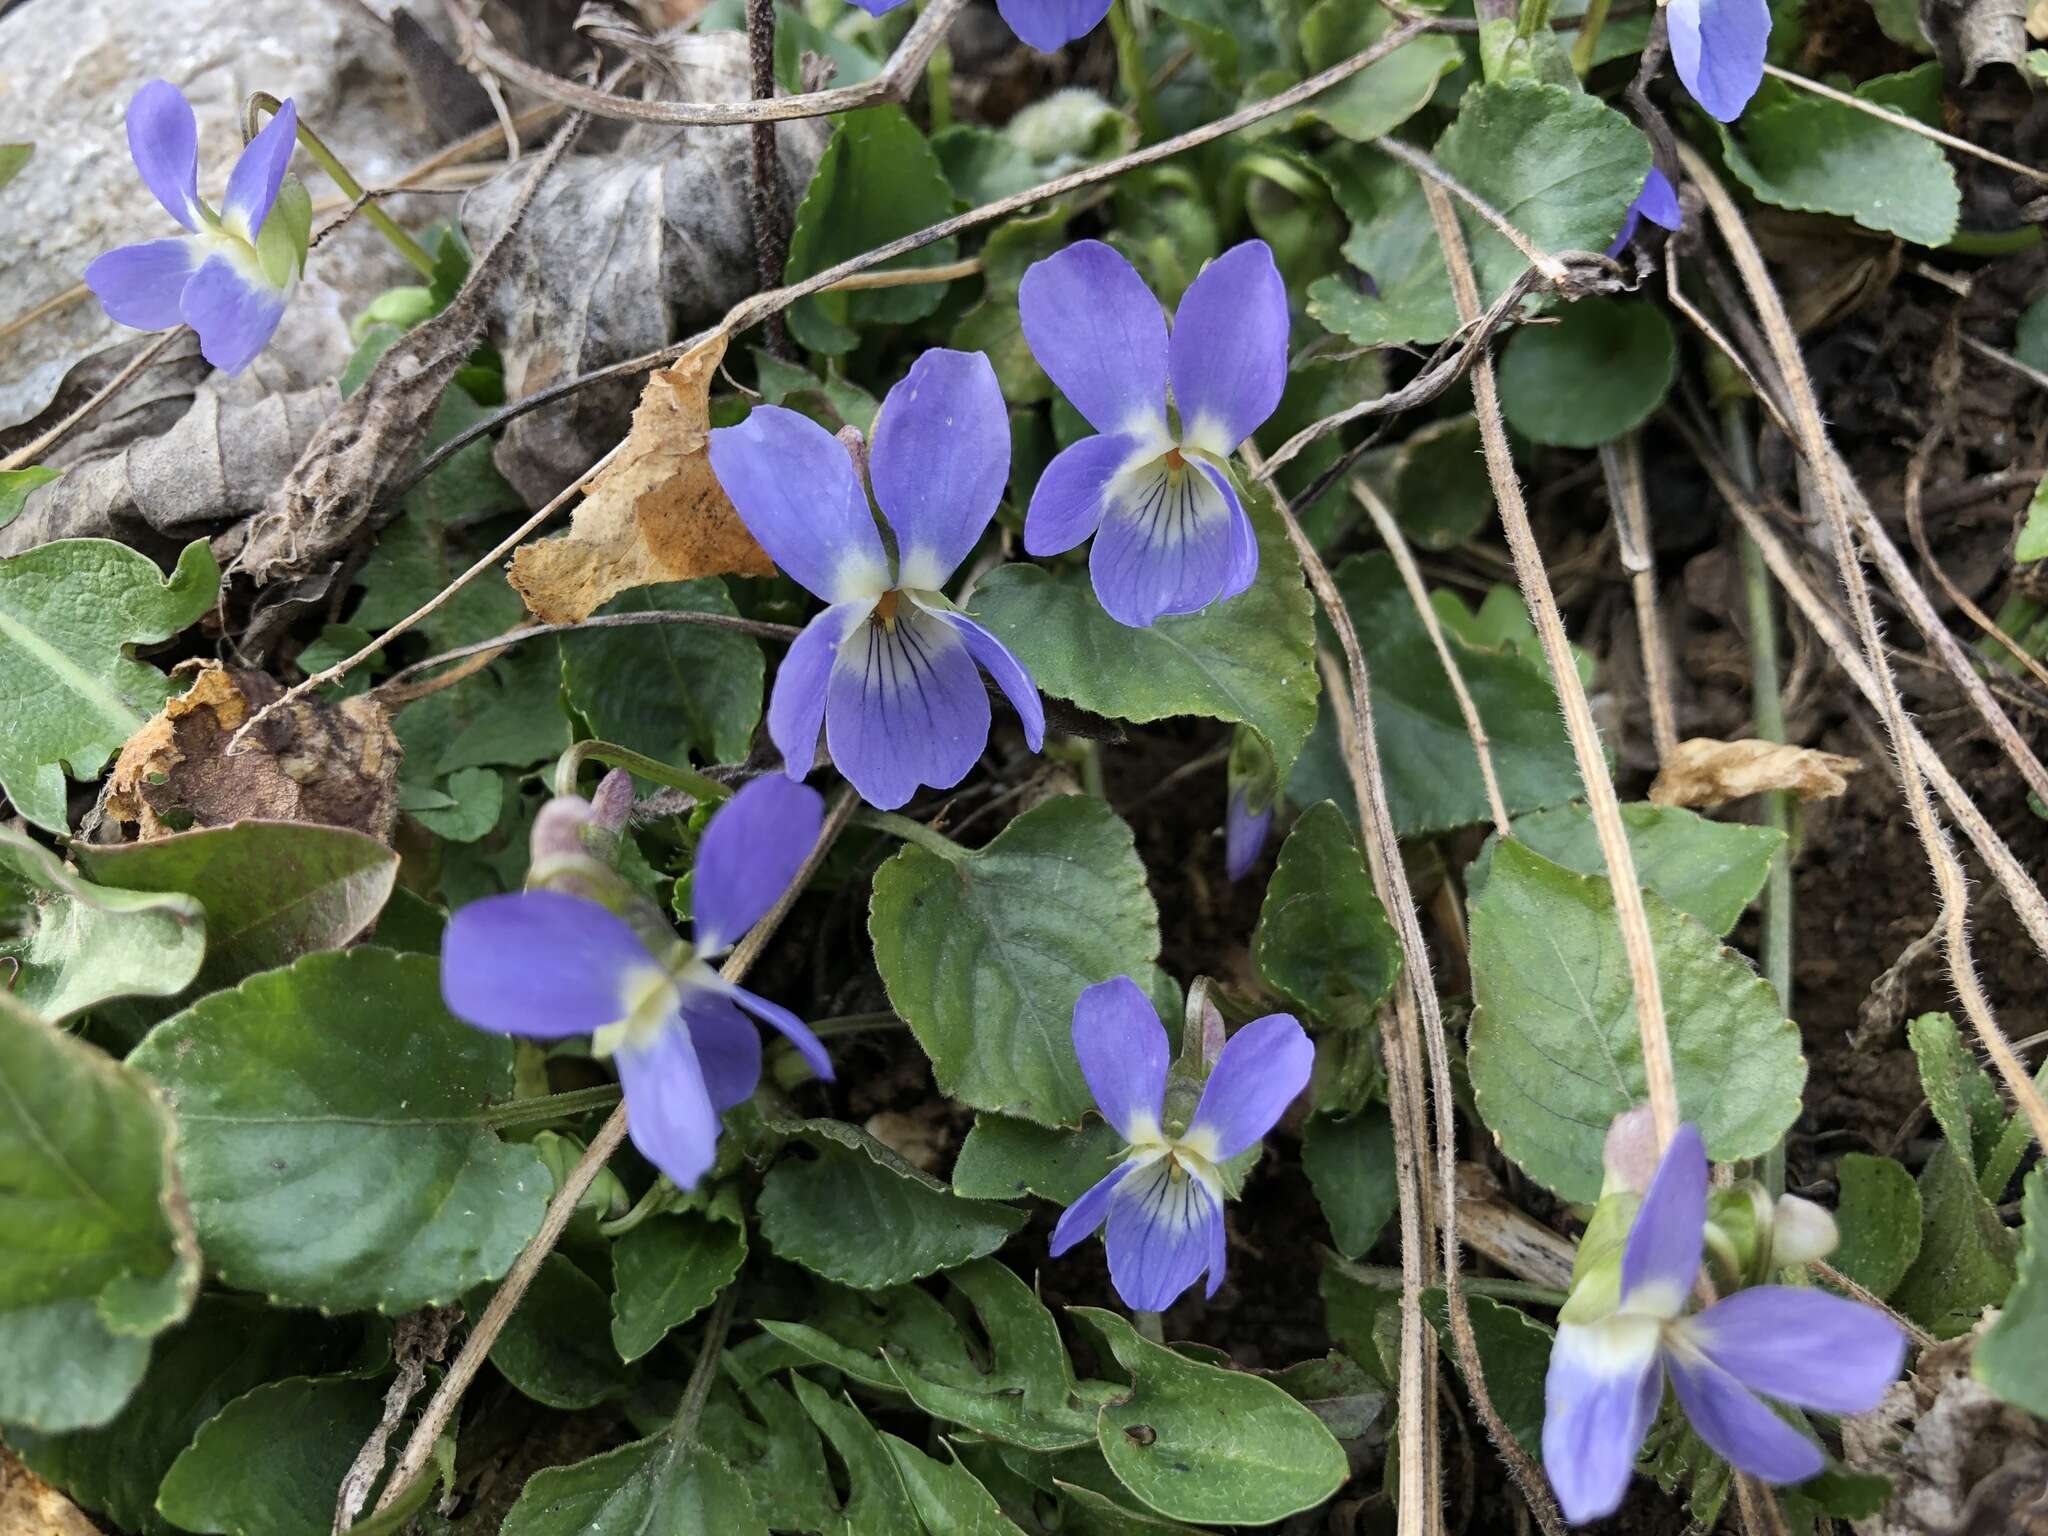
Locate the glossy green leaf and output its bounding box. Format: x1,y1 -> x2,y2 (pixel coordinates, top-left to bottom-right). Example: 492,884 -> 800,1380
1497,297 -> 1676,448
971,489 -> 1319,783
701,1368 -> 839,1534
77,820 -> 399,988
870,795 -> 1161,1127
759,1118 -> 1025,1288
502,1425 -> 769,1536
790,1376 -> 922,1535
157,1375 -> 386,1536
884,1433 -> 1030,1535
0,825 -> 203,1019
560,579 -> 764,768
0,538 -> 218,831
760,1279 -> 982,1394
1253,800 -> 1402,1029
1301,1108 -> 1397,1259
1467,840 -> 1806,1201
610,1201 -> 748,1362
1829,1152 -> 1922,1302
488,1253 -> 629,1409
952,1114 -> 1126,1206
128,948 -> 550,1313
1081,1307 -> 1348,1524
1977,1167 -> 2048,1415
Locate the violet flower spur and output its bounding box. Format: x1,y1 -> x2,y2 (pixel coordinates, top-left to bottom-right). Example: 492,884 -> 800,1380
1541,1124 -> 1906,1526
707,347 -> 1046,811
1606,167 -> 1683,258
1664,0 -> 1770,122
440,776 -> 835,1192
1050,977 -> 1313,1311
1019,239 -> 1288,628
84,81 -> 309,374
844,0 -> 1111,51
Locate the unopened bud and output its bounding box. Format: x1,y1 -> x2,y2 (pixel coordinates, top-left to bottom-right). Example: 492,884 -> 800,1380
1770,1194 -> 1839,1268
836,424 -> 869,486
1602,1105 -> 1661,1197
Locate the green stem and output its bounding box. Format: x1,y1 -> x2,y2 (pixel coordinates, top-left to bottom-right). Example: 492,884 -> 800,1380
805,1010 -> 909,1038
1335,1260 -> 1569,1309
1135,1309 -> 1166,1343
248,92 -> 437,279
858,808 -> 971,862
480,1083 -> 623,1129
675,1289 -> 739,1443
925,32 -> 954,133
1568,0 -> 1613,73
1078,739 -> 1108,801
1724,403 -> 1794,1199
554,740 -> 731,805
1108,0 -> 1162,144
598,1176 -> 673,1239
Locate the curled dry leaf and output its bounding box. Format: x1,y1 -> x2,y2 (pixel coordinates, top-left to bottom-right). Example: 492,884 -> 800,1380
0,1446 -> 98,1536
1648,736 -> 1861,808
102,663 -> 401,842
506,332 -> 774,625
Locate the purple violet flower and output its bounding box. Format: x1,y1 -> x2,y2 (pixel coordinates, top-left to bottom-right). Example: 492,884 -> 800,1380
844,0 -> 1111,51
84,81 -> 308,374
441,776 -> 835,1192
1224,787 -> 1273,883
1542,1124 -> 1907,1525
708,347 -> 1046,811
1665,0 -> 1770,122
1050,977 -> 1313,1311
1606,167 -> 1683,258
1019,240 -> 1288,628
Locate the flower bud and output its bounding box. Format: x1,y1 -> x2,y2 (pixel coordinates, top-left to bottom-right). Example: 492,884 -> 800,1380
1769,1194 -> 1839,1267
1601,1105 -> 1661,1197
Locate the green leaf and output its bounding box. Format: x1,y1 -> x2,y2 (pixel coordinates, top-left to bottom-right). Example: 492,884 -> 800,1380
0,465 -> 57,530
971,487 -> 1319,783
0,825 -> 203,1019
1467,840 -> 1807,1201
487,1253 -> 630,1409
1308,153 -> 1458,349
1977,1166 -> 2048,1415
0,142 -> 30,190
1253,800 -> 1402,1028
157,1375 -> 386,1536
501,1433 -> 766,1536
1422,1291 -> 1552,1456
948,210 -> 1071,403
702,1369 -> 838,1534
404,764 -> 504,843
10,1297 -> 353,1534
1471,802 -> 1786,938
0,1299 -> 152,1433
610,1203 -> 748,1363
784,105 -> 962,354
76,820 -> 399,989
1380,415 -> 1492,551
1497,297 -> 1676,448
883,1433 -> 1030,1534
952,1114 -> 1126,1206
1829,1153 -> 1922,1302
1287,554 -> 1582,836
759,1279 -> 982,1394
561,580 -> 764,768
0,539 -> 218,831
0,991 -> 198,1348
790,1377 -> 922,1535
1080,1307 -> 1348,1524
128,948 -> 550,1313
759,1118 -> 1025,1288
1720,74 -> 1960,246
1894,1140 -> 2018,1338
1302,1108 -> 1397,1259
1297,0 -> 1463,141
870,795 -> 1161,1127
2017,473 -> 2048,563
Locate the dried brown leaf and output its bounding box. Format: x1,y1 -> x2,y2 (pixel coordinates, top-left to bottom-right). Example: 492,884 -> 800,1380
506,333 -> 773,624
0,1446 -> 98,1536
1648,736 -> 1861,808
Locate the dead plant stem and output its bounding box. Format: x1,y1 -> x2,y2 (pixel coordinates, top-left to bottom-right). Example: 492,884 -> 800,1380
1600,434 -> 1679,763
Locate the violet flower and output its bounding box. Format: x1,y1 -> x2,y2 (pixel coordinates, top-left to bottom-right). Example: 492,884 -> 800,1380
708,347 -> 1046,811
1050,977 -> 1312,1311
1606,167 -> 1683,258
1019,240 -> 1287,628
1665,0 -> 1769,122
441,776 -> 834,1192
1224,725 -> 1277,882
1542,1124 -> 1906,1525
844,0 -> 1111,51
84,81 -> 308,374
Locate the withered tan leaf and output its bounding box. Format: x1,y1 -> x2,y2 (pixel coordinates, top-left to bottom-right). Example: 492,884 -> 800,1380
1648,736 -> 1861,809
507,332 -> 774,625
0,1446 -> 98,1536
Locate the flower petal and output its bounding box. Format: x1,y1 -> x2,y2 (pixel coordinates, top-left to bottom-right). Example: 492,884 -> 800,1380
1621,1122 -> 1707,1318
179,252 -> 286,374
1071,976 -> 1170,1143
617,1024 -> 722,1191
84,238 -> 196,331
442,890 -> 658,1038
1169,241 -> 1289,457
1224,787 -> 1272,882
1606,168 -> 1684,258
1679,1287 -> 1905,1416
727,983 -> 835,1084
1667,1349 -> 1824,1486
1105,1157 -> 1222,1311
824,603 -> 990,809
925,603 -> 1046,752
872,348 -> 1010,591
1019,241 -> 1169,439
996,0 -> 1114,50
709,405 -> 889,604
126,80 -> 200,230
1089,458 -> 1244,628
770,601 -> 870,781
1213,464 -> 1259,601
222,98 -> 297,242
1666,0 -> 1770,123
691,775 -> 825,956
680,990 -> 763,1111
1024,433 -> 1138,556
1541,1317 -> 1666,1525
1185,1012 -> 1312,1161
1050,1163 -> 1132,1255
846,0 -> 913,11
